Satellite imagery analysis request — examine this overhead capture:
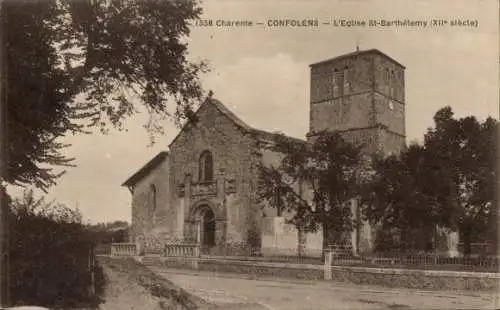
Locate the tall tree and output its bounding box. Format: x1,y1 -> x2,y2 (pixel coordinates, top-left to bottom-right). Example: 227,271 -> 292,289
360,144 -> 439,252
423,107 -> 498,255
2,0 -> 207,192
257,131 -> 365,255
1,2 -> 206,304
362,106 -> 498,255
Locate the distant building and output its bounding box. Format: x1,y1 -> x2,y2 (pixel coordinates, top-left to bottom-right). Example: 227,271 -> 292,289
122,49 -> 457,257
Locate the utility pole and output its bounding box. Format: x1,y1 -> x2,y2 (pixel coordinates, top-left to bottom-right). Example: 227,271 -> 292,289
0,0 -> 10,306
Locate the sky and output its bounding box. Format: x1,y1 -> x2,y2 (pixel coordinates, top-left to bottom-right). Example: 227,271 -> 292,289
7,0 -> 499,224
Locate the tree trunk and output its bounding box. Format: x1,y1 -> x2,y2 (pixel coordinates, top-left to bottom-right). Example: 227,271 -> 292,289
462,227 -> 472,257
322,222 -> 329,262
0,2 -> 10,306
0,187 -> 9,307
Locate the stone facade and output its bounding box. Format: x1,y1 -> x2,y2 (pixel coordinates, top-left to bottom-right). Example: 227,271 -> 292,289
168,101 -> 258,248
308,49 -> 406,156
123,49 -> 460,257
307,50 -> 408,254
123,152 -> 171,253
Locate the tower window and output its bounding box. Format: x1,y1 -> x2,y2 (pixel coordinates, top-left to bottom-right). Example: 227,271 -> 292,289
313,79 -> 320,100
199,150 -> 214,182
343,67 -> 350,93
332,69 -> 339,97
150,184 -> 157,224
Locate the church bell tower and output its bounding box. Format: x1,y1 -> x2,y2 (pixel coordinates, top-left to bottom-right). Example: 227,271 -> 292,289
307,49 -> 406,156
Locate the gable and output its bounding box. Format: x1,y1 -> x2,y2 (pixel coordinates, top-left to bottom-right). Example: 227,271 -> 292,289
122,152 -> 168,187
168,98 -> 307,149
168,99 -> 252,149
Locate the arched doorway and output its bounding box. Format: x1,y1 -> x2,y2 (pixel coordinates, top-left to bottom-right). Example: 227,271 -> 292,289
197,205 -> 216,253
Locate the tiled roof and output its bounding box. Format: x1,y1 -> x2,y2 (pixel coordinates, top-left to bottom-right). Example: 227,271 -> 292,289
310,49 -> 405,69
250,128 -> 306,145
210,99 -> 307,145
121,151 -> 168,187
168,98 -> 307,148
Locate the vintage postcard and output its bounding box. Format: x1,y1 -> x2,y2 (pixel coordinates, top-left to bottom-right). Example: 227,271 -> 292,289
1,0 -> 498,309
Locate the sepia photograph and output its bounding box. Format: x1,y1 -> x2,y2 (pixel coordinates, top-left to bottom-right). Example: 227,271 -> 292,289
0,0 -> 498,309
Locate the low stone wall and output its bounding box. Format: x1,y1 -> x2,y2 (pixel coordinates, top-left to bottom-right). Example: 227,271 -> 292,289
156,257 -> 199,270
328,266 -> 499,291
198,258 -> 324,280
145,255 -> 499,291
110,243 -> 137,257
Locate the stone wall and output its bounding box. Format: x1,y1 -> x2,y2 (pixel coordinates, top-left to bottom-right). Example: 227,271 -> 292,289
329,266 -> 499,291
130,158 -> 171,250
436,226 -> 460,257
261,216 -> 323,257
310,53 -> 373,105
373,92 -> 405,136
308,50 -> 406,157
168,101 -> 258,247
373,54 -> 405,104
144,256 -> 499,291
309,93 -> 373,134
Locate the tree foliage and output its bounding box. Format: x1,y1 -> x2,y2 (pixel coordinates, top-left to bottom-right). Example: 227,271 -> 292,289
361,106 -> 498,254
360,144 -> 439,251
257,131 -> 365,250
423,107 -> 498,254
88,220 -> 130,244
10,188 -> 83,224
2,0 -> 207,191
9,189 -> 104,308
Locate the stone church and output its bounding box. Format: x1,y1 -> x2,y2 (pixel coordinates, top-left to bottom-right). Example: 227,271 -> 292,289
122,49 -> 409,257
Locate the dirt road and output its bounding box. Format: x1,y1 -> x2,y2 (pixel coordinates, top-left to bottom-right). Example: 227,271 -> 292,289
150,267 -> 499,310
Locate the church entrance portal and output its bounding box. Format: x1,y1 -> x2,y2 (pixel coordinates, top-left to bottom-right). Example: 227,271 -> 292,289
198,205 -> 216,254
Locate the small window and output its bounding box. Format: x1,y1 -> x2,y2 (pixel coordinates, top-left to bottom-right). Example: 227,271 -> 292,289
343,67 -> 350,93
390,85 -> 396,99
313,79 -> 320,100
332,69 -> 339,97
199,150 -> 214,182
150,184 -> 157,223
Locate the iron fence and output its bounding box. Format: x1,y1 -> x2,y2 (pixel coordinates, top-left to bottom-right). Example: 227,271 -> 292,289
198,244 -> 324,265
330,251 -> 500,272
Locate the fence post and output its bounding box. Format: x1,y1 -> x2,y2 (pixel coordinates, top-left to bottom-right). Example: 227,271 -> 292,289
192,244 -> 200,269
324,250 -> 332,280
89,244 -> 95,296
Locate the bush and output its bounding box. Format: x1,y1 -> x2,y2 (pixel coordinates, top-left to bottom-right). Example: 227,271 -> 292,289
7,189 -> 105,308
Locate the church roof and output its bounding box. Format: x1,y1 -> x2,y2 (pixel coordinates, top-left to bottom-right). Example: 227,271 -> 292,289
209,98 -> 254,132
250,128 -> 306,145
210,99 -> 306,144
168,98 -> 306,147
310,49 -> 406,69
121,151 -> 168,187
